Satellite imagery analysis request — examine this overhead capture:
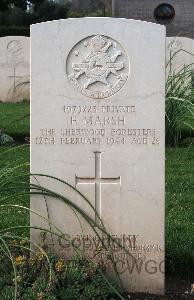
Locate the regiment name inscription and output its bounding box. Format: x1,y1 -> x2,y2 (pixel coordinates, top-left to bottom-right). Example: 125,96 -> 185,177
35,104 -> 160,146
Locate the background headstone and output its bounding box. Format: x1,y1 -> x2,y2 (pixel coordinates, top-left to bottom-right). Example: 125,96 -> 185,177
166,37 -> 194,88
166,37 -> 194,73
31,18 -> 165,294
0,36 -> 30,102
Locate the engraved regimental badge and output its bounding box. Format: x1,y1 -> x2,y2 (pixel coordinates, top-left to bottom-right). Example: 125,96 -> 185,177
66,35 -> 129,99
7,39 -> 23,65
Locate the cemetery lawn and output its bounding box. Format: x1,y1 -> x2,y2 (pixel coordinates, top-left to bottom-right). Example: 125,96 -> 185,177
166,145 -> 194,276
0,144 -> 193,277
0,102 -> 29,142
0,146 -> 30,238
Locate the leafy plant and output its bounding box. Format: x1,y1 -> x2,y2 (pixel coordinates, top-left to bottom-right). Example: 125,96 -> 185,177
0,102 -> 29,143
0,129 -> 15,145
0,243 -> 119,299
0,146 -> 126,299
165,47 -> 194,146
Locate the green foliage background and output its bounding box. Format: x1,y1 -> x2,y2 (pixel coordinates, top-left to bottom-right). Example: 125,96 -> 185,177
0,0 -> 110,37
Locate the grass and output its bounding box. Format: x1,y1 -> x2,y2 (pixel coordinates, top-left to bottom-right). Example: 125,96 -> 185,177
166,146 -> 194,275
0,102 -> 30,142
0,146 -> 30,238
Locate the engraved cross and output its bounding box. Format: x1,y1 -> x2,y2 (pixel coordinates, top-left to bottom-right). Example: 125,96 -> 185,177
8,67 -> 23,91
75,151 -> 121,225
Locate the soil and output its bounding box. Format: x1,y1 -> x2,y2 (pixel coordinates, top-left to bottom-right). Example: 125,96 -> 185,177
127,277 -> 194,299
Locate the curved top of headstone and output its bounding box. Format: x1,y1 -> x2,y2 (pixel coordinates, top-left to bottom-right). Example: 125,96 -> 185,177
167,36 -> 194,43
0,36 -> 29,40
166,36 -> 194,56
0,36 -> 30,65
30,17 -> 165,29
31,17 -> 165,102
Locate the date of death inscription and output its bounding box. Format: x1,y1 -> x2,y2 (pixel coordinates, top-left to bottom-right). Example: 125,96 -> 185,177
35,105 -> 161,146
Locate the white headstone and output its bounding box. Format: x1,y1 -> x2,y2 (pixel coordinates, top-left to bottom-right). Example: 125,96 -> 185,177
166,37 -> 194,75
0,36 -> 30,102
31,18 -> 165,294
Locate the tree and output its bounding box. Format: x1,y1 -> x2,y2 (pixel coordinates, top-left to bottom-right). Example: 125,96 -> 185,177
30,0 -> 44,11
0,0 -> 9,11
0,0 -> 28,11
33,0 -> 70,22
0,0 -> 70,27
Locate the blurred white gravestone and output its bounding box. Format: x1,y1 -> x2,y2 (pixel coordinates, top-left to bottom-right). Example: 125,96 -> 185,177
166,37 -> 194,76
31,18 -> 165,294
0,36 -> 30,102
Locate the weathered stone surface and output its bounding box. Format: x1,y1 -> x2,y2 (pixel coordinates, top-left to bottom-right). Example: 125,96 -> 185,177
31,18 -> 165,294
0,36 -> 30,102
166,37 -> 194,74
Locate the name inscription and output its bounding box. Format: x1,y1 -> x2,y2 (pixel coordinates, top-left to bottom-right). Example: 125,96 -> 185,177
35,105 -> 161,146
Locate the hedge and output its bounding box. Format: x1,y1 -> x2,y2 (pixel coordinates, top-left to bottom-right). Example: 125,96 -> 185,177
0,26 -> 29,37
